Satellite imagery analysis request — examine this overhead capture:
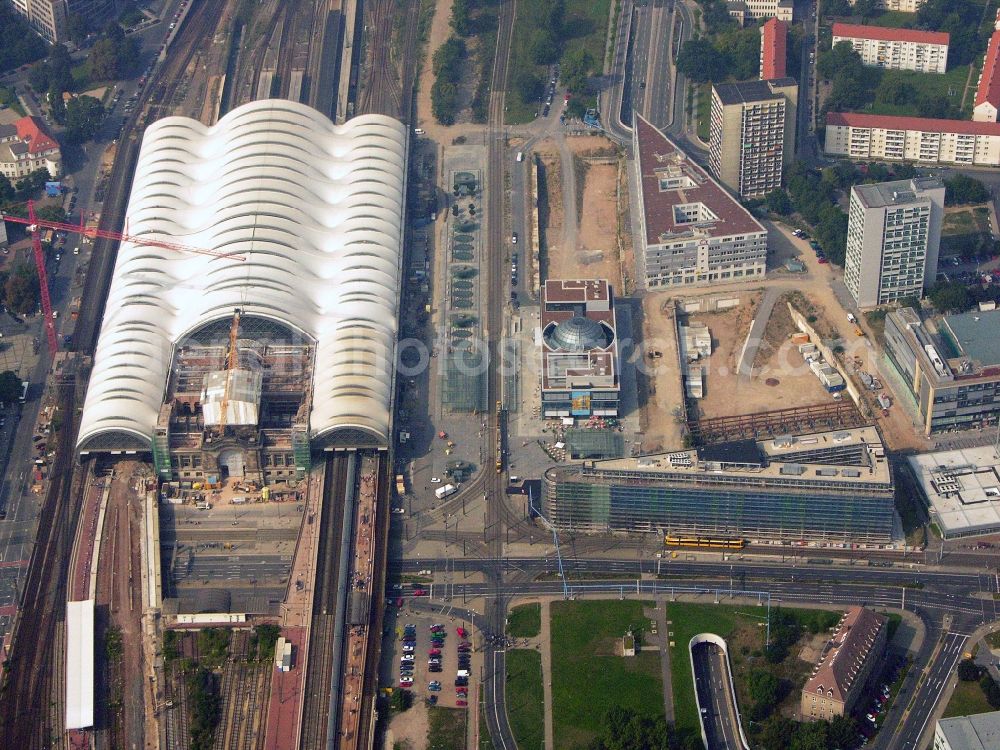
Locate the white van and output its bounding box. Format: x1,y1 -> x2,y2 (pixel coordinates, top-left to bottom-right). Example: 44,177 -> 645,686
516,151 -> 524,162
456,669 -> 470,678
414,128 -> 425,135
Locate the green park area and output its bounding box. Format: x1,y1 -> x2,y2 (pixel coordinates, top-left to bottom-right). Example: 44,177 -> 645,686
507,603 -> 541,638
505,649 -> 544,750
941,206 -> 994,258
943,656 -> 1000,717
549,600 -> 663,749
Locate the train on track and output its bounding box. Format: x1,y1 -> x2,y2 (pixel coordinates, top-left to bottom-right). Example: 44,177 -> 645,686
664,535 -> 745,550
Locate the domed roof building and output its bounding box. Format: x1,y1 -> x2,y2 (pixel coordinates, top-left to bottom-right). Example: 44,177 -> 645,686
540,280 -> 620,419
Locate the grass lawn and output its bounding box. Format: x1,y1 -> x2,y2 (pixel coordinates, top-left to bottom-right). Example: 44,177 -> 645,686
666,602 -> 840,738
428,706 -> 467,750
987,631 -> 1000,649
505,0 -> 611,125
943,679 -> 996,717
863,11 -> 920,29
867,66 -> 972,119
941,206 -> 993,256
506,649 -> 544,750
507,603 -> 541,638
697,83 -> 712,142
550,600 -> 663,750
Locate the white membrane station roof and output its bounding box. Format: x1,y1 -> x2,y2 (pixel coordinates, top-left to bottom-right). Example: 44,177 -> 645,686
77,100 -> 407,452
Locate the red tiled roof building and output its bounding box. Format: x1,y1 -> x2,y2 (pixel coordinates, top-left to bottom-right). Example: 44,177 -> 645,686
0,116 -> 62,179
760,18 -> 787,80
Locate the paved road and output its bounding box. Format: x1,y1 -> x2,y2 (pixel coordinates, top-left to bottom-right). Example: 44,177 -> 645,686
897,629 -> 969,750
693,641 -> 743,750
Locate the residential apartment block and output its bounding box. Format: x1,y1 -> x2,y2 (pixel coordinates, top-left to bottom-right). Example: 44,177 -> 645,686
633,115 -> 768,288
0,115 -> 61,179
974,29 -> 1000,122
850,0 -> 925,10
801,607 -> 888,721
9,0 -> 115,43
540,279 -> 620,419
832,23 -> 948,74
885,307 -> 1000,435
824,112 -> 1000,167
727,0 -> 793,24
760,18 -> 787,80
935,711 -> 1000,750
709,78 -> 798,198
843,178 -> 944,308
542,426 -> 895,543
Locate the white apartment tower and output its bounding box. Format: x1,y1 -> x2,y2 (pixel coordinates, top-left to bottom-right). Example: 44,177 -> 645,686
709,78 -> 798,199
844,178 -> 945,309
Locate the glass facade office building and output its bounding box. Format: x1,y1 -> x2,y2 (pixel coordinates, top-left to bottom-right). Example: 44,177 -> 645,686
543,431 -> 895,543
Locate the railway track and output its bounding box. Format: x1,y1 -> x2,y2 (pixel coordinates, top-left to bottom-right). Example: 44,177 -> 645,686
0,381 -> 85,747
299,454 -> 350,749
357,0 -> 402,116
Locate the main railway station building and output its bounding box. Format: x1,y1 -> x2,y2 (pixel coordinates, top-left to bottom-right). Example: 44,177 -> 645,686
77,100 -> 407,483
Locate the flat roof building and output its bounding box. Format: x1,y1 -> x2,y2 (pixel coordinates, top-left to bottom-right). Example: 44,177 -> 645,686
709,78 -> 798,199
825,112 -> 1000,166
801,607 -> 888,722
542,426 -> 895,543
540,280 -> 620,419
843,178 -> 944,308
633,115 -> 768,288
77,100 -> 407,469
65,599 -> 94,730
760,18 -> 788,80
832,23 -> 949,74
884,307 -> 1000,435
935,711 -> 1000,750
908,446 -> 1000,539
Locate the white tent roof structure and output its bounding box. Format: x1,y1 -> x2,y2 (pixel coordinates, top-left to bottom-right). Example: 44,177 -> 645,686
77,100 -> 406,452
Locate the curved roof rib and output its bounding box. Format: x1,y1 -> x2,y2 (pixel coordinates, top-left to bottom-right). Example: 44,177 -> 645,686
77,100 -> 406,453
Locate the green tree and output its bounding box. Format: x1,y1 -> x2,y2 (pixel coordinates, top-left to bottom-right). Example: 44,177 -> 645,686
63,95 -> 105,143
981,673 -> 1000,708
432,36 -> 466,81
431,79 -> 459,124
828,716 -> 860,749
822,0 -> 852,15
944,174 -> 990,206
958,658 -> 981,681
530,28 -> 560,65
36,205 -> 67,224
853,0 -> 883,20
875,78 -> 914,106
561,47 -> 595,94
677,38 -> 725,83
0,371 -> 22,404
514,71 -> 544,104
928,281 -> 972,313
67,12 -> 89,44
747,669 -> 781,720
898,294 -> 921,311
717,26 -> 761,82
4,263 -> 39,315
451,0 -> 471,35
817,41 -> 864,81
766,189 -> 792,215
0,3 -> 47,73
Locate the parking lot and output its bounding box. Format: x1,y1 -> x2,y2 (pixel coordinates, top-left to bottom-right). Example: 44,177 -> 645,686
383,607 -> 476,711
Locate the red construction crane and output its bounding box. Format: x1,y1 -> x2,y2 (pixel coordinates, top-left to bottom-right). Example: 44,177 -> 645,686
2,201 -> 245,355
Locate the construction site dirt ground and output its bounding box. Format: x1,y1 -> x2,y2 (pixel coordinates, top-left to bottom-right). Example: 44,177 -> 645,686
533,135 -> 626,288
637,294 -> 686,453
688,294 -> 836,421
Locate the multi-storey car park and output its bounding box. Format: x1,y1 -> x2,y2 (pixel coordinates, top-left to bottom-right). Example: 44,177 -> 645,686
633,116 -> 769,288
542,426 -> 895,544
884,307 -> 1000,435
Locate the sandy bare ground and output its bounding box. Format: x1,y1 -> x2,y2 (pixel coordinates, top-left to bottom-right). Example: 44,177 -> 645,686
387,699 -> 430,750
534,135 -> 625,287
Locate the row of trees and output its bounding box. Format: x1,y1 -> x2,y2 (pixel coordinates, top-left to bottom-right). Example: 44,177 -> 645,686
677,25 -> 762,85
0,4 -> 46,74
766,162 -> 849,266
430,37 -> 467,125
